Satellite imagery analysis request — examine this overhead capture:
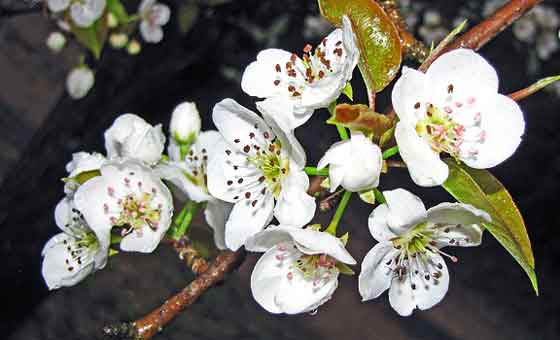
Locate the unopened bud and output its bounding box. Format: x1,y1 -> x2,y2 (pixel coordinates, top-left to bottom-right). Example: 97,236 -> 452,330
127,39 -> 141,55
66,66 -> 95,100
107,12 -> 119,28
109,33 -> 129,49
46,32 -> 66,53
170,102 -> 201,144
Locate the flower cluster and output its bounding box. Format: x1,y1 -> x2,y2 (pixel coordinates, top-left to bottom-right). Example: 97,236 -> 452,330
42,13 -> 529,319
43,0 -> 171,99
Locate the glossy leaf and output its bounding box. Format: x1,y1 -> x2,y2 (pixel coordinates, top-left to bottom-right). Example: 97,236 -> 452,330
318,0 -> 402,93
327,104 -> 394,141
442,160 -> 538,294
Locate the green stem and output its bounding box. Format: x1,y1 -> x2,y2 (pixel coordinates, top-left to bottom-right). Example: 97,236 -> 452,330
304,166 -> 329,176
325,190 -> 352,236
382,146 -> 399,159
169,201 -> 199,240
336,124 -> 349,140
173,204 -> 189,226
373,188 -> 386,204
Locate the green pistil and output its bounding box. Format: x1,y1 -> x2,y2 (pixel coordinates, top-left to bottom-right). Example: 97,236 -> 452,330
115,192 -> 161,231
247,140 -> 288,197
391,222 -> 434,255
415,104 -> 463,157
294,253 -> 337,280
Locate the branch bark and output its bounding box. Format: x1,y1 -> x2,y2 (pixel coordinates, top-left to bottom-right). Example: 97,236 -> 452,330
167,236 -> 210,275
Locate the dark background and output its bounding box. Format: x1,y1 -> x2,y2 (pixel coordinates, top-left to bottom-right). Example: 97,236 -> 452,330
1,0 -> 559,339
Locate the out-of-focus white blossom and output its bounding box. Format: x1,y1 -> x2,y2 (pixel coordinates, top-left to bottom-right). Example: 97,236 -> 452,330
66,66 -> 95,100
138,0 -> 170,43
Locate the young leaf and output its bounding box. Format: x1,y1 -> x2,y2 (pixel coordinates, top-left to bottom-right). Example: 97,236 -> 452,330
106,0 -> 129,23
359,189 -> 376,204
442,160 -> 538,294
318,0 -> 402,93
336,262 -> 355,276
342,82 -> 353,101
71,15 -> 109,59
327,103 -> 394,140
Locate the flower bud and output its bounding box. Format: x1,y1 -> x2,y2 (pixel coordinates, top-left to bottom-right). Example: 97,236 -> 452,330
107,12 -> 118,28
127,39 -> 141,55
109,33 -> 129,49
170,102 -> 201,144
46,32 -> 66,53
66,66 -> 95,100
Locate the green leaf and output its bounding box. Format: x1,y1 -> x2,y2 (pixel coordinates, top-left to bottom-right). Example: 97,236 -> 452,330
71,15 -> 109,59
106,0 -> 129,23
382,145 -> 399,160
336,261 -> 355,276
318,0 -> 402,93
73,170 -> 101,184
378,125 -> 395,148
342,82 -> 353,101
442,160 -> 538,294
178,1 -> 200,35
359,189 -> 376,204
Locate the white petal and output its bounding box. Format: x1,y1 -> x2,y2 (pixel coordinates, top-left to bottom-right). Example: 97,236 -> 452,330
241,49 -> 296,99
384,188 -> 427,232
289,227 -> 356,264
65,151 -> 105,178
139,0 -> 155,13
66,67 -> 94,99
257,98 -> 307,166
54,197 -> 73,232
154,162 -> 211,202
341,131 -> 382,191
388,271 -> 415,316
274,270 -> 339,314
395,122 -> 449,187
212,98 -> 271,154
368,204 -> 397,242
140,21 -> 164,43
224,194 -> 275,250
426,49 -> 499,102
359,242 -> 397,301
461,94 -> 525,169
151,4 -> 170,25
48,0 -> 70,12
169,102 -> 201,142
204,199 -> 233,250
410,253 -> 450,311
391,67 -> 429,125
427,203 -> 489,247
244,225 -> 298,252
250,245 -> 299,313
41,234 -> 95,290
274,169 -> 315,227
70,0 -> 106,28
195,130 -> 224,161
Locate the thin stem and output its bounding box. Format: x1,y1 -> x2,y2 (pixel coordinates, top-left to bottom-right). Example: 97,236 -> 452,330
304,166 -> 329,177
169,201 -> 199,241
382,146 -> 399,159
387,159 -> 407,168
170,236 -> 209,275
508,75 -> 560,101
373,188 -> 386,204
326,190 -> 352,236
336,124 -> 349,140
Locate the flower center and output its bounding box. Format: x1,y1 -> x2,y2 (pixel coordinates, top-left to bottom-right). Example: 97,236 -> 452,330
415,104 -> 465,157
247,139 -> 289,197
183,147 -> 209,191
274,243 -> 338,288
63,208 -> 100,272
112,192 -> 161,234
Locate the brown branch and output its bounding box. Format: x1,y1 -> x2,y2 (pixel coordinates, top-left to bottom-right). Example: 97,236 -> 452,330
168,236 -> 210,275
377,0 -> 429,62
386,160 -> 407,168
319,189 -> 345,212
387,0 -> 543,119
103,178 -> 326,339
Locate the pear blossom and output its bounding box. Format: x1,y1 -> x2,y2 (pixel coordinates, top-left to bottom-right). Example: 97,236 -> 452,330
63,151 -> 106,195
359,189 -> 491,316
317,131 -> 383,192
156,123 -> 232,250
104,114 -> 165,165
245,225 -> 356,314
241,16 -> 359,129
41,197 -> 108,290
207,98 -> 316,250
392,49 -> 525,186
66,66 -> 94,99
74,159 -> 173,253
170,102 -> 202,144
47,0 -> 106,28
138,0 -> 170,44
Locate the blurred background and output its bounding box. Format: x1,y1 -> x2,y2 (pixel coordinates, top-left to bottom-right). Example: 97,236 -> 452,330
1,0 -> 560,339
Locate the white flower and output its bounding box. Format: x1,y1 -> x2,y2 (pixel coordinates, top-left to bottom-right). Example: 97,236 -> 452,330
317,131 -> 383,192
46,32 -> 66,53
392,49 -> 525,187
47,0 -> 70,13
245,225 -> 356,314
156,130 -> 232,250
41,197 -> 108,290
66,66 -> 94,99
73,159 -> 173,253
241,16 -> 359,129
358,189 -> 490,316
104,114 -> 166,165
170,102 -> 202,144
63,151 -> 106,195
70,0 -> 106,28
207,98 -> 316,250
138,0 -> 170,43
